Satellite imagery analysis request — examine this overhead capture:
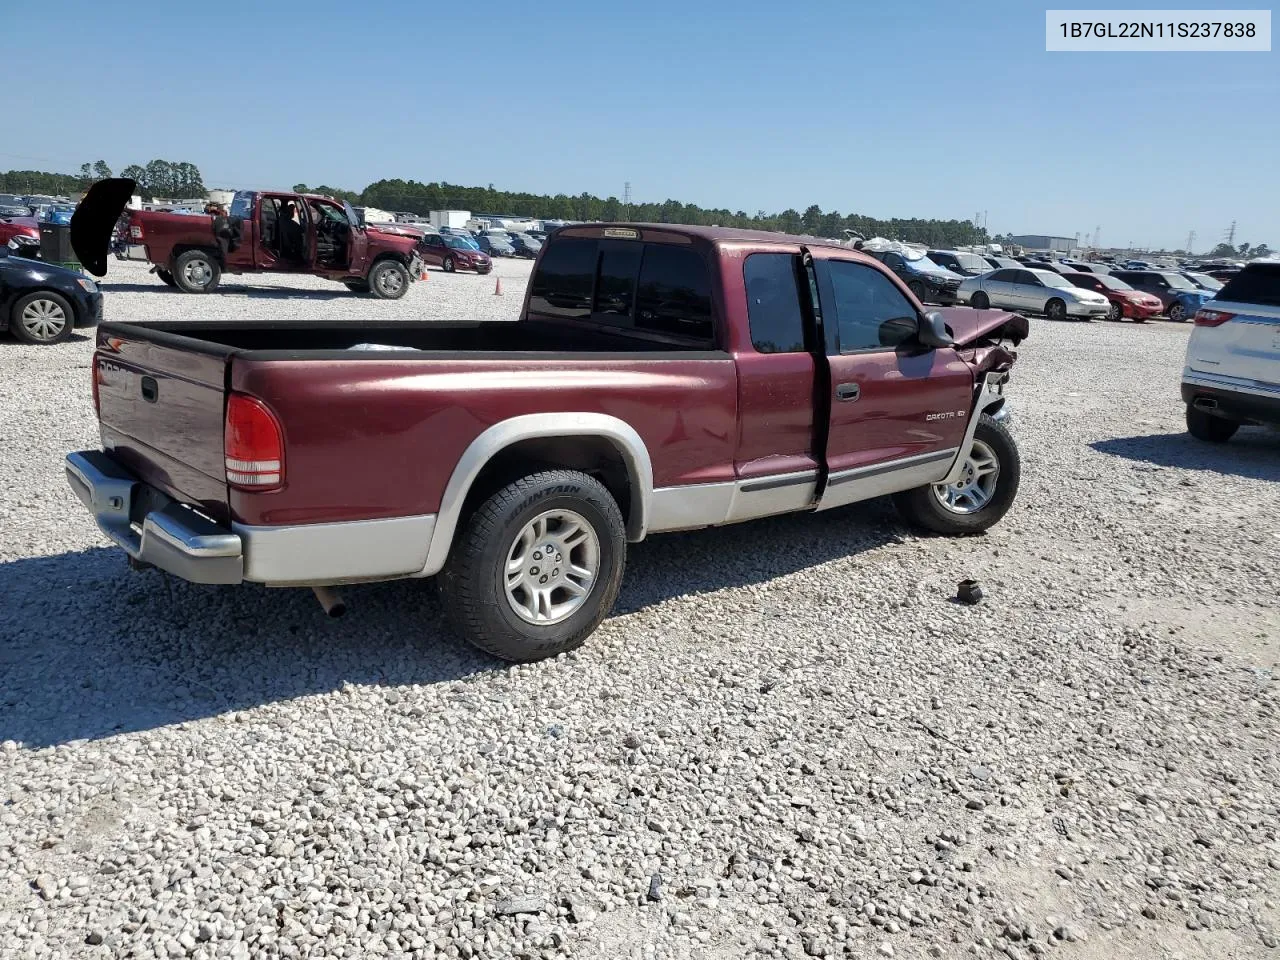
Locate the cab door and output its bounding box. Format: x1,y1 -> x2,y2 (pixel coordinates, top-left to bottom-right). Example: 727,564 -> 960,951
807,248 -> 973,511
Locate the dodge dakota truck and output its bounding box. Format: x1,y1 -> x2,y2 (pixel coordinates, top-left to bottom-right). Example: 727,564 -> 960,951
104,179 -> 424,298
65,210 -> 1028,663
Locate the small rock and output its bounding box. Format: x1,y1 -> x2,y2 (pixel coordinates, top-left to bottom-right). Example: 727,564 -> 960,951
647,875 -> 663,902
495,896 -> 546,917
966,799 -> 986,811
878,944 -> 895,958
85,931 -> 104,946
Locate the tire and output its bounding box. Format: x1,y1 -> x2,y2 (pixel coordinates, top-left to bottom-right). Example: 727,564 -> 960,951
1167,302 -> 1186,322
439,470 -> 627,663
368,259 -> 410,300
156,267 -> 177,288
1044,298 -> 1067,321
1185,405 -> 1239,443
1107,301 -> 1122,322
343,279 -> 370,294
442,256 -> 456,273
970,291 -> 990,310
172,250 -> 221,293
892,414 -> 1021,535
10,291 -> 75,344
908,280 -> 928,302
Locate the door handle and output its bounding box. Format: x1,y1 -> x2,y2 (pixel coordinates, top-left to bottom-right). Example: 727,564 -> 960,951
140,376 -> 158,403
835,382 -> 860,402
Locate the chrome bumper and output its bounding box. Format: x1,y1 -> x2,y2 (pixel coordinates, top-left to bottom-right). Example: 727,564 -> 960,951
65,450 -> 438,587
66,450 -> 243,584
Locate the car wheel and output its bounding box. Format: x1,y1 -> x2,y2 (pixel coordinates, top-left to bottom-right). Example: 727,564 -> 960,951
172,250 -> 221,293
892,414 -> 1020,535
1107,301 -> 1123,322
11,291 -> 74,344
908,280 -> 928,302
442,256 -> 456,273
970,291 -> 990,310
368,259 -> 410,300
1185,405 -> 1239,443
156,267 -> 177,288
1044,298 -> 1067,321
343,279 -> 370,294
439,469 -> 627,663
1167,302 -> 1186,322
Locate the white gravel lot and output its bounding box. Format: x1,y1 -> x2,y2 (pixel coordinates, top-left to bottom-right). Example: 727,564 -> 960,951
1,261 -> 1278,960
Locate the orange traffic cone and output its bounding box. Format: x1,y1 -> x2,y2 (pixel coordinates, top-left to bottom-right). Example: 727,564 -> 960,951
420,269 -> 428,281
494,277 -> 503,296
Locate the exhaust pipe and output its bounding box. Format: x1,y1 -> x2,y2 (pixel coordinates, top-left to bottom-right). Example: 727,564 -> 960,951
311,586 -> 346,619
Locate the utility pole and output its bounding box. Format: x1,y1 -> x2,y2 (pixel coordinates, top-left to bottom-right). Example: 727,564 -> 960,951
1185,229 -> 1196,255
623,181 -> 632,207
1224,220 -> 1236,247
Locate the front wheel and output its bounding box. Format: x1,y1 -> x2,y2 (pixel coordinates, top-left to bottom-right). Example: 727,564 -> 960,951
368,259 -> 410,300
172,250 -> 221,293
970,291 -> 990,310
893,415 -> 1021,535
1107,300 -> 1122,322
1044,298 -> 1067,321
908,280 -> 928,302
1167,302 -> 1186,322
11,291 -> 74,344
1186,405 -> 1239,443
439,470 -> 627,663
441,256 -> 456,273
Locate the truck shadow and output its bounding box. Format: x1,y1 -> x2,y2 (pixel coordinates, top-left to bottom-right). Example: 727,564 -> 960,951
0,502 -> 903,749
102,283 -> 352,301
1091,430 -> 1280,482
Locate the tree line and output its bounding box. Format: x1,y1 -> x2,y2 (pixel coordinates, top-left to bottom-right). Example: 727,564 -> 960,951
0,160 -> 205,201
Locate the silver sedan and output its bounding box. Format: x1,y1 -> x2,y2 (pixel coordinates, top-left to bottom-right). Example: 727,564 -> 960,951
958,267 -> 1111,320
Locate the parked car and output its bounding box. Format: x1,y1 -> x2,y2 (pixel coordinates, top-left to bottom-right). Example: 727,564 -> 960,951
1061,272 -> 1164,322
1065,262 -> 1111,274
1122,260 -> 1154,270
1025,260 -> 1067,274
508,234 -> 542,259
1182,271 -> 1224,293
417,232 -> 492,273
1,208 -> 40,258
959,267 -> 1111,320
1110,270 -> 1213,322
0,246 -> 102,343
484,233 -> 516,257
65,223 -> 1028,663
1181,262 -> 1280,442
85,179 -> 424,298
863,249 -> 964,304
1203,267 -> 1242,283
927,250 -> 991,277
983,255 -> 1021,270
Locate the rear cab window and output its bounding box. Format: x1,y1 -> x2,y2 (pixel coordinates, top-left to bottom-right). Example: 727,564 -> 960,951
528,235 -> 716,346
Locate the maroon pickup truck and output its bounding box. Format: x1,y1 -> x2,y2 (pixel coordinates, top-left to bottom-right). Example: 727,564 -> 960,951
65,221 -> 1027,662
113,183 -> 424,298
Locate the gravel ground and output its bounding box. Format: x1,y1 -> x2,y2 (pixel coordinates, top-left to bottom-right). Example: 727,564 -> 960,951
1,270 -> 1278,960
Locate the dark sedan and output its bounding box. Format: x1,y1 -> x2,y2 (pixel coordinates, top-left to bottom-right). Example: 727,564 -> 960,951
507,234 -> 543,259
0,248 -> 103,343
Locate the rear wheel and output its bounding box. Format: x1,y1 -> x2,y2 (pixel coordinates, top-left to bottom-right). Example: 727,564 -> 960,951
1044,298 -> 1067,321
439,470 -> 627,663
970,291 -> 990,310
893,415 -> 1020,535
156,267 -> 177,288
172,250 -> 221,293
1167,302 -> 1186,322
1186,405 -> 1239,443
908,280 -> 928,302
11,291 -> 74,344
368,259 -> 410,300
442,256 -> 456,273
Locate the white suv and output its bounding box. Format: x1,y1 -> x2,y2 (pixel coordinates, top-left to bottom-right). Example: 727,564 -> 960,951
1182,262 -> 1280,442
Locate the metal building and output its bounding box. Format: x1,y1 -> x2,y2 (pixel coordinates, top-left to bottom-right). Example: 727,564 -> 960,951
1009,235 -> 1076,254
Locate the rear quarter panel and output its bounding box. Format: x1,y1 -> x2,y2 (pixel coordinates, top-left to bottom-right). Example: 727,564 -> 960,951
137,211 -> 216,266
229,355 -> 739,525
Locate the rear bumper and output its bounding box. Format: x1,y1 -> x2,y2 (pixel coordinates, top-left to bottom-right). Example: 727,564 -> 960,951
119,244 -> 148,261
1181,378 -> 1280,426
66,450 -> 436,586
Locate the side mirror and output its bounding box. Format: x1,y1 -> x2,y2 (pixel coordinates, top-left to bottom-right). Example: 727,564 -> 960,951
917,311 -> 955,349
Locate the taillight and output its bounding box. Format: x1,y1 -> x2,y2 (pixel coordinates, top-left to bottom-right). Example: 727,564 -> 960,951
224,393 -> 284,489
129,222 -> 143,239
1194,309 -> 1235,327
91,354 -> 103,417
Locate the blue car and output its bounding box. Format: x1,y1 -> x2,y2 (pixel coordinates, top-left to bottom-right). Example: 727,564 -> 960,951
1111,270 -> 1214,322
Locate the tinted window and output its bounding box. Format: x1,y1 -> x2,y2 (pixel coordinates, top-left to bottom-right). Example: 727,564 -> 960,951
1066,274 -> 1098,291
826,260 -> 918,352
635,244 -> 713,342
424,234 -> 445,247
884,253 -> 904,269
528,237 -> 597,318
1012,270 -> 1039,285
229,192 -> 254,219
990,269 -> 1019,282
594,244 -> 642,316
744,253 -> 805,353
1217,264 -> 1280,307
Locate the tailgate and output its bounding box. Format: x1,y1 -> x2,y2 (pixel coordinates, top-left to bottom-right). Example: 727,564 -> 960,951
95,324 -> 232,522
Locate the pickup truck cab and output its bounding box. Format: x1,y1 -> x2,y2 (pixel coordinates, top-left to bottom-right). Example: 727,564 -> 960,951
66,222 -> 1027,662
111,181 -> 424,298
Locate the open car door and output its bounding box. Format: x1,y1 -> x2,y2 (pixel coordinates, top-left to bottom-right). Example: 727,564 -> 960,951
70,177 -> 137,276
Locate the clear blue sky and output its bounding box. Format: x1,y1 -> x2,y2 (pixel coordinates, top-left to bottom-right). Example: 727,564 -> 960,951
5,0 -> 1275,250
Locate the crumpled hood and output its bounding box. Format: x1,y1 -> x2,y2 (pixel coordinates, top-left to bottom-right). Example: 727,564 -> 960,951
933,306 -> 1030,346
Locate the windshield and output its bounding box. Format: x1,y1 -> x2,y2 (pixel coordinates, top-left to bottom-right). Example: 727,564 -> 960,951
1093,274 -> 1134,291
444,234 -> 477,250
953,253 -> 988,272
0,205 -> 32,217
1186,272 -> 1223,291
904,254 -> 945,273
1039,272 -> 1074,289
1160,272 -> 1197,290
